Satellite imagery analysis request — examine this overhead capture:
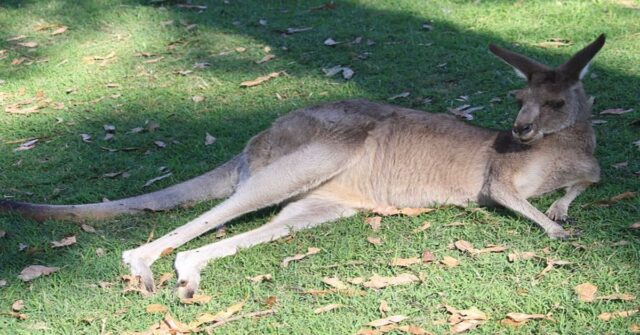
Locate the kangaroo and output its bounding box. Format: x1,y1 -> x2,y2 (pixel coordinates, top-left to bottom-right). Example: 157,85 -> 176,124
1,35 -> 604,298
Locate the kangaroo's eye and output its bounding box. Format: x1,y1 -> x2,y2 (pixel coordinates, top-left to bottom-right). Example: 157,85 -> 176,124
544,100 -> 565,109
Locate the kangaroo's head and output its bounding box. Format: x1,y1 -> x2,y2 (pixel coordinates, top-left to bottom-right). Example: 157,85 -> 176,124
489,34 -> 605,144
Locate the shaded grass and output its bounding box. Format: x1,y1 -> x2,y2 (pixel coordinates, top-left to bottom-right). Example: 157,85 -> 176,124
0,0 -> 639,334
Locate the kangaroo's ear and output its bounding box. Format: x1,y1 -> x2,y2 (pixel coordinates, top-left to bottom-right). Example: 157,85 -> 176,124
489,43 -> 550,81
558,34 -> 605,81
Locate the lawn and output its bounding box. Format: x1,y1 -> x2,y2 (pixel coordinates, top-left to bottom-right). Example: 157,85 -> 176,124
0,0 -> 639,334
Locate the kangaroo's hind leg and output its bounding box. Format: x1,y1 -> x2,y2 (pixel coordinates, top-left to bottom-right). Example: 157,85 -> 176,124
174,196 -> 357,298
122,142 -> 356,292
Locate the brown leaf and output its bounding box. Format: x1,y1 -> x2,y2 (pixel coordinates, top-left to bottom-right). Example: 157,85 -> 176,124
451,319 -> 481,333
0,279 -> 7,287
314,303 -> 343,314
367,315 -> 408,327
600,108 -> 633,115
507,251 -> 537,262
145,304 -> 168,314
11,300 -> 24,312
81,224 -> 96,233
80,133 -> 92,143
389,257 -> 421,267
596,293 -> 636,301
160,247 -> 174,257
281,247 -> 321,267
413,221 -> 431,233
421,250 -> 436,263
348,277 -> 364,285
95,248 -> 105,257
190,301 -> 244,327
240,71 -> 282,87
505,312 -> 547,322
17,41 -> 38,48
367,236 -> 383,245
535,38 -> 572,48
7,35 -> 27,41
476,245 -> 507,254
598,308 -> 639,321
362,273 -> 419,289
397,325 -> 430,335
143,173 -> 172,187
51,26 -> 68,35
440,256 -> 459,268
631,323 -> 640,333
365,216 -> 382,231
454,240 -> 475,253
256,54 -> 276,64
588,191 -> 637,207
379,300 -> 390,315
143,56 -> 164,64
205,132 -> 216,146
192,95 -> 204,103
154,140 -> 166,148
265,296 -> 277,308
180,294 -> 212,305
322,277 -> 348,290
51,235 -> 76,248
157,272 -> 173,287
7,311 -> 28,320
399,207 -> 434,217
14,139 -> 38,151
538,259 -> 572,278
105,83 -> 120,88
630,222 -> 640,230
121,275 -> 151,296
17,265 -> 59,281
247,274 -> 272,283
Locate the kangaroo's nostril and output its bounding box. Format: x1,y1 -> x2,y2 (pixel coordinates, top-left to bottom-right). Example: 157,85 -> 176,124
513,123 -> 533,135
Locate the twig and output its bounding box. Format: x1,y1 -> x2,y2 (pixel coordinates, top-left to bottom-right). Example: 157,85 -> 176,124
204,309 -> 275,333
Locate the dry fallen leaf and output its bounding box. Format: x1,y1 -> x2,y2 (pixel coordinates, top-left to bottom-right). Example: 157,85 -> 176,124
121,275 -> 151,296
81,224 -> 96,233
51,26 -> 68,35
535,38 -> 572,48
451,320 -> 482,333
0,279 -> 7,287
7,35 -> 27,41
477,245 -> 507,254
154,140 -> 166,148
389,257 -> 421,267
281,247 -> 321,267
322,277 -> 348,290
157,272 -> 173,287
445,306 -> 488,333
143,173 -> 173,187
379,300 -> 390,315
367,315 -> 408,327
440,256 -> 459,268
256,54 -> 275,64
413,221 -> 431,233
588,191 -> 636,207
12,300 -> 24,312
180,294 -> 212,305
205,132 -> 216,146
240,71 -> 283,87
51,235 -> 76,248
505,312 -> 547,323
190,301 -> 244,327
507,251 -> 537,262
365,216 -> 382,231
367,236 -> 383,245
314,303 -> 343,314
399,207 -> 434,216
80,133 -> 92,143
362,273 -> 419,289
596,293 -> 636,301
612,161 -> 628,169
575,283 -> 598,302
600,108 -> 633,115
17,41 -> 38,48
146,304 -> 168,314
160,247 -> 173,257
247,274 -> 272,283
537,259 -> 572,278
454,240 -> 475,253
422,250 -> 436,263
598,308 -> 639,321
388,92 -> 410,101
17,265 -> 59,282
14,139 -> 38,151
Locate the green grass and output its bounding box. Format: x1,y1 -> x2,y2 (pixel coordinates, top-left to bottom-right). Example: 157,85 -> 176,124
1,0 -> 639,333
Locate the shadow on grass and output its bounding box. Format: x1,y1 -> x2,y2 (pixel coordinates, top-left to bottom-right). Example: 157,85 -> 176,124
0,0 -> 638,280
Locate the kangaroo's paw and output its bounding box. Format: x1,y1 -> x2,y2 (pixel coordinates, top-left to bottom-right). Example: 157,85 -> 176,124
175,251 -> 202,299
122,249 -> 156,293
546,227 -> 571,240
546,203 -> 569,223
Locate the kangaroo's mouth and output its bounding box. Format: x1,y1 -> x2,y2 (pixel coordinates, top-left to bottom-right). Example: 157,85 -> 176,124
512,130 -> 543,145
